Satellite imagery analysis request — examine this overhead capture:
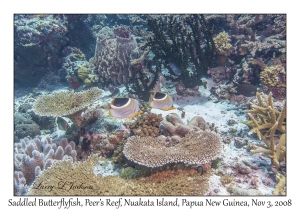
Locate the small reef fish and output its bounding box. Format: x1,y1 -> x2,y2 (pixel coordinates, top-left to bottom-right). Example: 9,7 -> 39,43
149,92 -> 176,111
235,83 -> 257,97
169,63 -> 182,75
56,117 -> 70,131
108,98 -> 143,118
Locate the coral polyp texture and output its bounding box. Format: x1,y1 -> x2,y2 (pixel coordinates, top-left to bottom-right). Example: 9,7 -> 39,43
94,26 -> 138,85
243,92 -> 286,195
14,136 -> 77,195
213,32 -> 233,56
130,112 -> 163,137
33,87 -> 103,126
244,92 -> 286,166
28,155 -> 212,196
160,113 -> 208,138
123,130 -> 222,167
260,65 -> 286,99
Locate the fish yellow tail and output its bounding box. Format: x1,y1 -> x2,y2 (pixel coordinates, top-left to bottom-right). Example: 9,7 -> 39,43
167,106 -> 176,111
133,110 -> 143,118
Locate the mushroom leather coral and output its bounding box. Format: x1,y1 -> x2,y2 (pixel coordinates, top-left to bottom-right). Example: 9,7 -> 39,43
28,155 -> 212,196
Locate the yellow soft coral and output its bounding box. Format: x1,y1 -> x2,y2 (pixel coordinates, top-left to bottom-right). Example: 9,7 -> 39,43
260,65 -> 286,88
213,32 -> 233,55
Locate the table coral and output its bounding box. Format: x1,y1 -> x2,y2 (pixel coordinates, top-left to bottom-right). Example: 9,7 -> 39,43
33,87 -> 103,126
123,130 -> 222,167
28,155 -> 212,196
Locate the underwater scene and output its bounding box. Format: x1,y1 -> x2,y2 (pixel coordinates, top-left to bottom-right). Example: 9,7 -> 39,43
14,14 -> 286,196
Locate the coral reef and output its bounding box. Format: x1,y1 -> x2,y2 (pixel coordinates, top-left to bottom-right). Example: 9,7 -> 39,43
260,65 -> 286,99
209,83 -> 237,102
65,15 -> 97,59
129,112 -> 163,137
14,136 -> 77,195
33,87 -> 103,126
213,32 -> 234,56
243,92 -> 286,195
142,15 -> 216,88
123,130 -> 222,167
28,155 -> 212,195
173,80 -> 200,97
226,14 -> 286,57
14,113 -> 40,141
207,66 -> 234,84
77,129 -> 130,160
160,113 -> 208,138
243,92 -> 286,166
227,183 -> 263,195
14,14 -> 68,86
94,26 -> 138,85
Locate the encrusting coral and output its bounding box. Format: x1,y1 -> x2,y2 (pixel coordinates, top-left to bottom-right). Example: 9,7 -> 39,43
243,92 -> 286,195
129,112 -> 163,137
123,130 -> 222,167
28,155 -> 212,196
33,87 -> 103,126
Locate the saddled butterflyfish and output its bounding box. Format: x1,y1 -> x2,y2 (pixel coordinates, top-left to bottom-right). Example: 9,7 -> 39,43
108,98 -> 143,118
149,92 -> 176,111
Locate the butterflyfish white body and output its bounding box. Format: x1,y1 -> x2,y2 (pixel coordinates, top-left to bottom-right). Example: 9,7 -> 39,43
149,92 -> 176,111
108,98 -> 143,118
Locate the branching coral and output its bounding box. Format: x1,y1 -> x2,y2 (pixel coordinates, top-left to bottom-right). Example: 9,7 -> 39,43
28,155 -> 212,196
129,112 -> 163,137
33,87 -> 103,126
123,130 -> 222,167
243,92 -> 286,166
243,92 -> 286,195
226,14 -> 286,57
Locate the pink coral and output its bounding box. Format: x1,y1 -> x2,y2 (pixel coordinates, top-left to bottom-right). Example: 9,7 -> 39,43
14,136 -> 77,189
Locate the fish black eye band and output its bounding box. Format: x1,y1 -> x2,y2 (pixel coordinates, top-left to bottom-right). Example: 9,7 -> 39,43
154,92 -> 166,99
113,98 -> 130,107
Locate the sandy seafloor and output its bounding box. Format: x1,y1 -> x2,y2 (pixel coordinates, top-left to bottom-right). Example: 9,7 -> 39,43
14,79 -> 276,196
